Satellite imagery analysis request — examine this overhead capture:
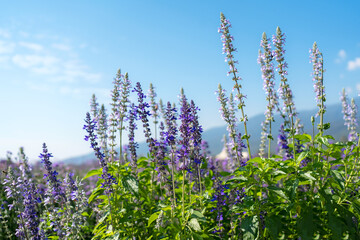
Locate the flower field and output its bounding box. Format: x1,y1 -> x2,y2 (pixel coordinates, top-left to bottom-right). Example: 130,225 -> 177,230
1,13 -> 360,239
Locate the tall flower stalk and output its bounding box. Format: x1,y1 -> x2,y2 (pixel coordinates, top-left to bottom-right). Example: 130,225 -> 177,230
84,112 -> 116,230
310,42 -> 325,135
258,32 -> 278,158
164,101 -> 178,211
148,83 -> 159,140
219,12 -> 251,159
118,71 -> 131,162
108,71 -> 121,162
216,84 -> 240,165
178,92 -> 192,221
340,89 -> 358,142
128,103 -> 139,172
273,27 -> 299,160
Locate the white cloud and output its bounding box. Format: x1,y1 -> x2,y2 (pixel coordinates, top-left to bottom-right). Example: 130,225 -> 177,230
0,40 -> 15,54
52,43 -> 71,51
1,29 -> 101,86
348,58 -> 360,71
12,54 -> 59,74
339,50 -> 346,59
19,42 -> 43,51
335,49 -> 346,63
0,29 -> 11,38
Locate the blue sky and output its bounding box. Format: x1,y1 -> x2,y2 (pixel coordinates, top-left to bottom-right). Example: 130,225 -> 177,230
0,1 -> 359,161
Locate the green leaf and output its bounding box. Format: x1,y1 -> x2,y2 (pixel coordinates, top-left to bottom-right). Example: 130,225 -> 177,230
323,123 -> 331,130
296,151 -> 309,166
122,175 -> 139,196
330,170 -> 345,191
88,187 -> 104,204
297,205 -> 314,240
147,212 -> 160,227
301,172 -> 316,181
265,215 -> 282,240
191,210 -> 206,222
219,171 -> 231,177
188,218 -> 201,231
82,168 -> 102,180
268,186 -> 288,201
272,170 -> 288,181
247,157 -> 263,164
351,199 -> 360,216
294,133 -> 312,142
241,215 -> 258,240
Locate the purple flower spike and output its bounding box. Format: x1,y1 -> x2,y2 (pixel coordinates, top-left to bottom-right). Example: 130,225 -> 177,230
340,89 -> 358,142
133,82 -> 156,155
39,143 -> 65,203
128,103 -> 139,171
84,112 -> 116,194
310,42 -> 325,117
258,32 -> 278,158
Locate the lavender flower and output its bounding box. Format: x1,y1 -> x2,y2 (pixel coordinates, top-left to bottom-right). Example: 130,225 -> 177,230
164,102 -> 178,148
128,103 -> 139,171
90,93 -> 99,121
158,99 -> 166,122
211,172 -> 227,236
118,72 -> 132,124
148,83 -> 159,139
177,92 -> 192,171
277,124 -> 292,160
40,143 -> 65,203
84,112 -> 116,194
216,84 -> 237,141
97,104 -> 109,159
21,178 -> 41,239
310,42 -> 326,118
219,12 -> 251,158
258,32 -> 278,158
273,27 -> 301,132
216,84 -> 242,165
63,173 -> 87,239
107,70 -> 122,162
340,89 -> 358,141
155,122 -> 168,183
218,13 -> 240,81
190,100 -> 203,165
118,72 -> 132,162
18,149 -> 41,240
134,82 -> 156,154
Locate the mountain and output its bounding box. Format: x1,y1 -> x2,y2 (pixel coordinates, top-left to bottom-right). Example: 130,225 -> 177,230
62,102 -> 350,165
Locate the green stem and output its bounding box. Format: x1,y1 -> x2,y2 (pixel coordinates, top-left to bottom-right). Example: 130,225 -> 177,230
198,164 -> 203,208
171,150 -> 177,208
182,169 -> 186,222
268,120 -> 272,159
230,63 -> 252,159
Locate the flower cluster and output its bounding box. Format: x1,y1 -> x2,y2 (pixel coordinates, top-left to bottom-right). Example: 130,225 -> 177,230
134,82 -> 156,154
258,32 -> 278,158
40,143 -> 65,203
128,103 -> 139,171
84,112 -> 116,194
340,89 -> 358,141
310,42 -> 325,117
272,27 -> 298,123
